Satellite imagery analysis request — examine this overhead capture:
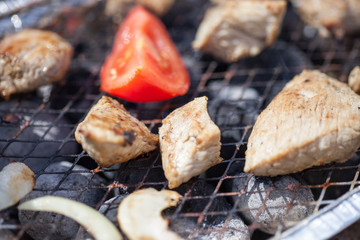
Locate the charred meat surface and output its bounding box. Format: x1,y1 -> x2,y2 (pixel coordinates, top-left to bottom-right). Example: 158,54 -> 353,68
159,96 -> 222,189
75,96 -> 158,168
0,29 -> 73,100
290,0 -> 360,38
245,70 -> 360,176
192,0 -> 287,63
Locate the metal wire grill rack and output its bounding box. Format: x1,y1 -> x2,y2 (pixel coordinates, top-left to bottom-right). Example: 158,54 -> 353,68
1,1 -> 360,239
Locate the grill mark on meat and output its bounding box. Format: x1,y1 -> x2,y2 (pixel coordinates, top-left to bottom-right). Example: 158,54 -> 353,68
123,130 -> 135,145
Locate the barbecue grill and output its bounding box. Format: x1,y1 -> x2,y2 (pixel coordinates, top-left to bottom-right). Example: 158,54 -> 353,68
1,0 -> 360,239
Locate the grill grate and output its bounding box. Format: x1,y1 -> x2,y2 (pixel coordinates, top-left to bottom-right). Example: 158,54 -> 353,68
1,1 -> 360,239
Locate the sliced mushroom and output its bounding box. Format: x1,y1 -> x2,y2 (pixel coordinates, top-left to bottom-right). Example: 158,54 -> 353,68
117,188 -> 182,240
18,196 -> 122,240
0,162 -> 35,210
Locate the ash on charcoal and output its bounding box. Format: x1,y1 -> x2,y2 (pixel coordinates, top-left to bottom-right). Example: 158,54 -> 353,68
0,100 -> 80,173
224,173 -> 315,234
168,180 -> 250,240
18,161 -> 107,240
76,194 -> 127,240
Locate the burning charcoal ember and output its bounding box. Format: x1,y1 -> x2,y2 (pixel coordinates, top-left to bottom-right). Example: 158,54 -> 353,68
76,194 -> 127,239
75,96 -> 159,168
0,100 -> 80,172
159,96 -> 222,189
225,174 -> 314,234
290,0 -> 360,38
192,0 -> 287,63
0,29 -> 73,100
348,66 -> 360,94
18,161 -> 107,240
169,180 -> 250,240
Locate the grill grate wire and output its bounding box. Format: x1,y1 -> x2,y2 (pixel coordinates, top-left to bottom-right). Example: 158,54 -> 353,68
1,1 -> 360,239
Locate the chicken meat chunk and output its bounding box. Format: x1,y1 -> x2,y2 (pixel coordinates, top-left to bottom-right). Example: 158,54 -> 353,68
290,0 -> 360,38
192,0 -> 287,63
75,96 -> 158,168
0,29 -> 73,100
245,70 -> 360,176
105,0 -> 174,22
159,96 -> 222,189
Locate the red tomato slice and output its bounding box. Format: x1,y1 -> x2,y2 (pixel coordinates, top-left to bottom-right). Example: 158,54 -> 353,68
100,6 -> 190,103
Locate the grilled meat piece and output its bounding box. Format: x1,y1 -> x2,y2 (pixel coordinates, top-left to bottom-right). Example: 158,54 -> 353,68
290,0 -> 360,38
105,0 -> 174,22
348,66 -> 360,94
159,96 -> 222,189
245,70 -> 360,176
75,96 -> 158,168
0,29 -> 73,100
192,0 -> 287,63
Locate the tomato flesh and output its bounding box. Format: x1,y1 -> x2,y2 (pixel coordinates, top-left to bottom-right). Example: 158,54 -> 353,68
100,6 -> 190,103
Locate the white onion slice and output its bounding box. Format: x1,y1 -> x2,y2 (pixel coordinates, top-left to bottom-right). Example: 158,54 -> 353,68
0,162 -> 35,210
117,188 -> 182,240
18,196 -> 122,240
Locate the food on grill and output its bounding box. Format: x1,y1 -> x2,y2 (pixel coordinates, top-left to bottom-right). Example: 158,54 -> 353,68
19,161 -> 106,240
0,162 -> 35,211
245,70 -> 360,176
290,0 -> 360,38
0,100 -> 79,172
349,66 -> 360,94
105,0 -> 174,21
170,181 -> 250,240
224,171 -> 314,234
159,96 -> 222,189
100,6 -> 190,103
76,194 -> 127,239
18,196 -> 122,240
0,29 -> 73,100
75,96 -> 158,168
192,0 -> 287,63
117,188 -> 182,240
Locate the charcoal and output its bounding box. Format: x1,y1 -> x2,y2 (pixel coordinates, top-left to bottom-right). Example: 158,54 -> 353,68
170,215 -> 250,240
208,83 -> 260,132
168,180 -> 250,240
18,161 -> 107,240
0,100 -> 80,173
76,194 -> 127,239
226,174 -> 314,234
